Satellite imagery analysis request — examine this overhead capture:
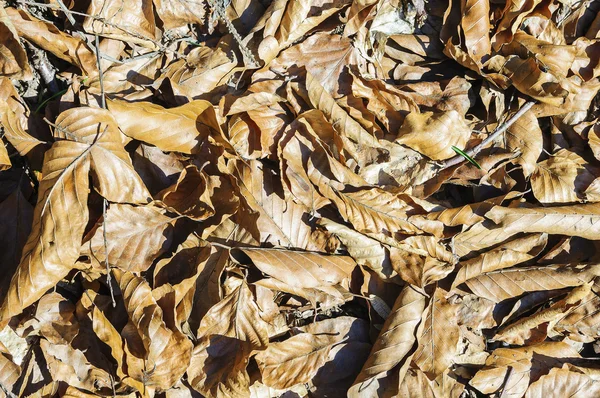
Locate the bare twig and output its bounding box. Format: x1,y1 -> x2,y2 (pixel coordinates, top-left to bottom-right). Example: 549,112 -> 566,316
55,0 -> 76,26
207,0 -> 258,67
94,34 -> 106,109
93,34 -> 116,308
0,382 -> 17,398
440,100 -> 536,170
27,44 -> 59,94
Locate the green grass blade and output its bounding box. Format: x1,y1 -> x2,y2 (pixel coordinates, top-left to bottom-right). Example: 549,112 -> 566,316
451,146 -> 481,169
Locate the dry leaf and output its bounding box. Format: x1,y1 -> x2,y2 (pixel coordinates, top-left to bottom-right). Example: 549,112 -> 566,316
396,110 -> 471,160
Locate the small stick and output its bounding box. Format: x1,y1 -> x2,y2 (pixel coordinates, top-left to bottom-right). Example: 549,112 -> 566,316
440,100 -> 536,170
207,0 -> 258,67
94,34 -> 116,308
94,34 -> 106,109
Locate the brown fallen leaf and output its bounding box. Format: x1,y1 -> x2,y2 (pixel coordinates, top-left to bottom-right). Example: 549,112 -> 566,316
485,203 -> 600,240
156,164 -> 215,220
465,263 -> 600,303
107,98 -> 223,155
413,287 -> 459,379
6,7 -> 97,76
188,280 -> 269,397
82,202 -> 175,273
396,110 -> 472,161
531,149 -> 597,204
115,269 -> 193,390
349,284 -> 427,397
0,7 -> 31,79
525,365 -> 600,398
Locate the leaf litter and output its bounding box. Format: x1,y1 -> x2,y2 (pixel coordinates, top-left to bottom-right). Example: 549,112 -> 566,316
0,0 -> 600,397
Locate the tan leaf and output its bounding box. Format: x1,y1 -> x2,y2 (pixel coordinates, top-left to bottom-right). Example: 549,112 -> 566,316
238,248 -> 355,292
83,203 -> 175,273
188,281 -> 269,398
485,203 -> 600,240
0,7 -> 31,79
84,0 -> 158,46
349,284 -> 427,396
39,339 -> 113,392
294,69 -> 383,163
465,263 -> 600,303
159,42 -> 237,100
256,333 -> 334,390
91,306 -> 128,383
525,366 -> 600,398
271,33 -> 357,97
257,317 -> 369,390
413,287 -> 459,379
440,0 -> 491,66
248,2 -> 350,65
0,140 -> 9,171
332,187 -> 428,239
555,280 -> 600,342
453,233 -> 547,289
54,107 -> 151,204
153,0 -> 206,29
156,165 -> 215,220
107,98 -> 221,154
228,159 -> 335,252
426,192 -> 521,228
115,269 -> 193,390
6,7 -> 96,75
396,110 -> 471,160
153,233 -> 212,325
531,149 -> 596,204
0,341 -> 20,392
504,109 -> 542,176
493,282 -> 593,345
472,342 -> 583,397
318,218 -> 395,280
0,133 -> 91,321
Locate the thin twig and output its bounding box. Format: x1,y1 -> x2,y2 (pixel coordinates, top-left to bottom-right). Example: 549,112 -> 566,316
206,0 -> 258,67
55,0 -> 76,26
94,35 -> 106,109
102,198 -> 116,308
93,34 -> 116,308
440,100 -> 536,170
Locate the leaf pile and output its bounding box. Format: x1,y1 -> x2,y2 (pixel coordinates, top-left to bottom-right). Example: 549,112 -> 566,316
1,0 -> 600,397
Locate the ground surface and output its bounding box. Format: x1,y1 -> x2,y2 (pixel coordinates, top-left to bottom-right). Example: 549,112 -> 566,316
1,0 -> 600,397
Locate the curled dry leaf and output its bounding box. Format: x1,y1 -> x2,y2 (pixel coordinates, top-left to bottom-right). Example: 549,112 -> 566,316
156,164 -> 215,220
469,342 -> 581,398
0,7 -> 31,79
6,8 -> 97,76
